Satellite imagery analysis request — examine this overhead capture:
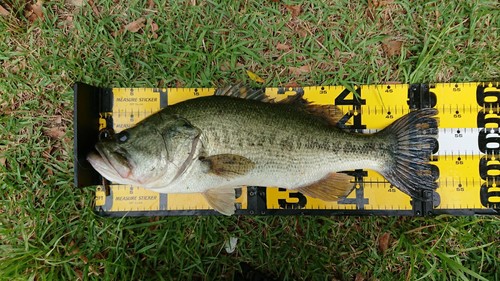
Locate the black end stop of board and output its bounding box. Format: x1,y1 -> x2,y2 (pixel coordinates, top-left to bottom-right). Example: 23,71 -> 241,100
73,83 -> 111,188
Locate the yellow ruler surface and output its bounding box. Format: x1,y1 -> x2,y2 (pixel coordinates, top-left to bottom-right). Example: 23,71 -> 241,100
86,82 -> 500,216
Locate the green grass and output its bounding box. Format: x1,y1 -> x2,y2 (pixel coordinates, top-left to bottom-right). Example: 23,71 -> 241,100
1,0 -> 499,280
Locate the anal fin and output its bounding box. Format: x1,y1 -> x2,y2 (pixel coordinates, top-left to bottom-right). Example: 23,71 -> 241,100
204,188 -> 236,216
297,172 -> 353,201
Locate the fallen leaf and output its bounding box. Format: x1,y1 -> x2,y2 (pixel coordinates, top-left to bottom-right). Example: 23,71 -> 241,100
150,20 -> 159,39
68,240 -> 89,264
65,16 -> 74,29
68,0 -> 84,7
382,39 -> 403,57
147,0 -> 155,9
284,81 -> 300,88
369,0 -> 394,8
224,237 -> 238,254
276,43 -> 291,51
125,18 -> 146,33
246,70 -> 265,83
296,26 -> 308,38
284,4 -> 301,18
25,0 -> 44,22
44,127 -> 66,139
150,21 -> 159,32
220,62 -> 231,71
334,48 -> 340,59
355,273 -> 365,281
368,0 -> 379,8
175,80 -> 185,88
0,4 -> 9,16
378,232 -> 391,254
87,0 -> 100,16
74,268 -> 83,280
288,65 -> 311,76
53,115 -> 62,125
366,0 -> 376,20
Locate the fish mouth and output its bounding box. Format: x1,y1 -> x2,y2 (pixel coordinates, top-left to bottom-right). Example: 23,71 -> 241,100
87,144 -> 133,182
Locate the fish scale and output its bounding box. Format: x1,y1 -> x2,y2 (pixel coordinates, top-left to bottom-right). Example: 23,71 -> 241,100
173,97 -> 389,176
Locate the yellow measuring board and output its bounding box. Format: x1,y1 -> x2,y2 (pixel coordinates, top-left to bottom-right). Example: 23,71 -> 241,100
74,82 -> 500,216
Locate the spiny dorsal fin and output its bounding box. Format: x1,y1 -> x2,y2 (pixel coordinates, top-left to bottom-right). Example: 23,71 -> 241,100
215,84 -> 271,102
215,84 -> 343,125
200,154 -> 255,178
303,104 -> 344,126
297,172 -> 353,201
204,188 -> 236,216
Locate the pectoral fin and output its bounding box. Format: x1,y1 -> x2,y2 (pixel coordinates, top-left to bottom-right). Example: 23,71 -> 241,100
297,172 -> 353,201
204,188 -> 236,216
200,154 -> 255,178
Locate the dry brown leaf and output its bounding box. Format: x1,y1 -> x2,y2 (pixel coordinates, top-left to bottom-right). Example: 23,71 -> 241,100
87,0 -> 100,17
65,16 -> 74,29
296,26 -> 307,38
219,62 -> 231,71
74,268 -> 83,280
378,232 -> 391,253
125,18 -> 146,33
175,80 -> 185,88
25,0 -> 44,22
355,273 -> 365,281
369,0 -> 394,8
150,21 -> 159,32
382,40 -> 403,57
276,43 -> 291,51
288,65 -> 311,76
147,0 -> 155,9
0,4 -> 10,16
367,0 -> 395,20
53,115 -> 62,125
150,20 -> 159,39
284,81 -> 300,88
68,0 -> 84,7
284,4 -> 301,18
44,127 -> 66,139
366,0 -> 376,20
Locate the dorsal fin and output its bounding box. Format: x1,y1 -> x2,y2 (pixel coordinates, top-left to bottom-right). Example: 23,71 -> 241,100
303,104 -> 344,126
214,83 -> 271,102
215,84 -> 343,125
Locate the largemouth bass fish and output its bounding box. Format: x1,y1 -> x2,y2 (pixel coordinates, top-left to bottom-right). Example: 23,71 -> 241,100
87,86 -> 438,215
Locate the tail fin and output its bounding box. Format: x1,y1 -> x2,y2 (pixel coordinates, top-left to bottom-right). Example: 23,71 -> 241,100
378,108 -> 439,199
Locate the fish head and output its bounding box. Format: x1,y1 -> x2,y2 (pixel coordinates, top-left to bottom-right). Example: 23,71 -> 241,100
87,113 -> 202,188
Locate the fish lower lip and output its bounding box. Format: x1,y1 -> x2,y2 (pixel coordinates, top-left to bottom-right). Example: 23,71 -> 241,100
94,144 -> 132,179
87,151 -> 104,165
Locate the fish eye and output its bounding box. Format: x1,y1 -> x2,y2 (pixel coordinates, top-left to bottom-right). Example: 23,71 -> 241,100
116,131 -> 130,143
99,128 -> 115,141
